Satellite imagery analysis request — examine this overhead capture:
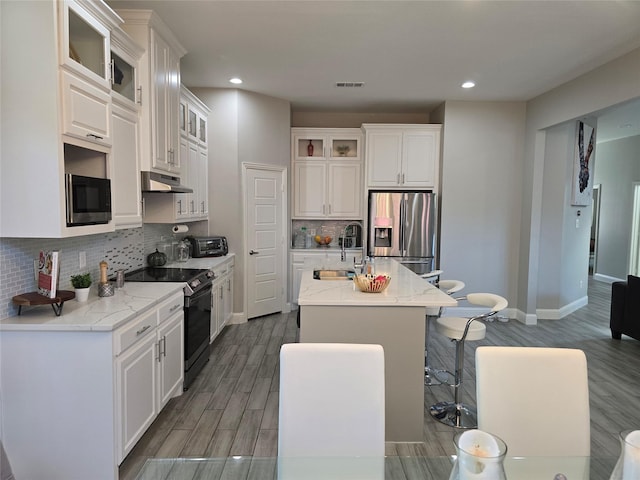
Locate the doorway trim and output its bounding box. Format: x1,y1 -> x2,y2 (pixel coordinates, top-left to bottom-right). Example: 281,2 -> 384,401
241,162 -> 289,319
630,182 -> 640,276
590,183 -> 601,275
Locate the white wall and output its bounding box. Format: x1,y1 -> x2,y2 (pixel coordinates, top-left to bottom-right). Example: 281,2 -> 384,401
536,121 -> 593,316
191,88 -> 290,317
518,46 -> 640,320
439,101 -> 526,306
593,134 -> 640,280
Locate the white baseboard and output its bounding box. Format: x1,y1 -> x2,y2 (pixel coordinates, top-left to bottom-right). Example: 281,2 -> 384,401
228,312 -> 247,325
593,273 -> 624,284
536,295 -> 588,320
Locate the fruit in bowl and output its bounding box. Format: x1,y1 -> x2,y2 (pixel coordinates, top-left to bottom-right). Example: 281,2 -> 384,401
314,235 -> 332,246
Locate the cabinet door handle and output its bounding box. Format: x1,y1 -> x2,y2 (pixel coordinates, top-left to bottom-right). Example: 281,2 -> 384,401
169,304 -> 182,313
136,86 -> 142,105
160,336 -> 167,358
249,250 -> 259,255
109,59 -> 115,85
136,324 -> 152,336
201,201 -> 205,213
190,200 -> 195,213
402,173 -> 405,184
86,133 -> 104,140
328,204 -> 331,214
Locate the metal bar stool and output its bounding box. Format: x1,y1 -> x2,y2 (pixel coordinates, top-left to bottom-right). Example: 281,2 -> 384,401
424,279 -> 465,386
429,293 -> 508,428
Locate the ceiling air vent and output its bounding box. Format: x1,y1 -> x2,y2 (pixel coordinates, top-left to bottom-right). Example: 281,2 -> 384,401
335,82 -> 365,88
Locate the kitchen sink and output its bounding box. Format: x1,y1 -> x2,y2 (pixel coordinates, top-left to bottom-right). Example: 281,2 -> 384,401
313,269 -> 356,280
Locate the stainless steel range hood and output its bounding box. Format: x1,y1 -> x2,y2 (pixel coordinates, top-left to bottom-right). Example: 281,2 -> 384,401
141,171 -> 193,193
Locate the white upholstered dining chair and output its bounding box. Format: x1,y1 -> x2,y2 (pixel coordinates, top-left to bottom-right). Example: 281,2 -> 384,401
475,346 -> 591,457
277,343 -> 385,479
278,342 -> 385,457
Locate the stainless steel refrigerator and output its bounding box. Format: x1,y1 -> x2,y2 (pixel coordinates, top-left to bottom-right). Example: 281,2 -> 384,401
367,190 -> 437,275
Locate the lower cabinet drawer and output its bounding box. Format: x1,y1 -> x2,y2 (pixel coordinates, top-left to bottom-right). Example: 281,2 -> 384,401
114,308 -> 158,355
158,291 -> 184,324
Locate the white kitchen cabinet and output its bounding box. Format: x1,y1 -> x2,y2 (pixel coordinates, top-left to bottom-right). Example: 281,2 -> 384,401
156,309 -> 184,408
117,10 -> 186,175
116,291 -> 184,462
142,86 -> 210,223
223,263 -> 234,326
0,0 -> 119,238
290,250 -> 363,305
112,101 -> 142,228
116,321 -> 157,461
363,124 -> 441,190
292,128 -> 363,219
0,286 -> 184,480
61,69 -> 113,146
210,257 -> 235,342
110,25 -> 144,229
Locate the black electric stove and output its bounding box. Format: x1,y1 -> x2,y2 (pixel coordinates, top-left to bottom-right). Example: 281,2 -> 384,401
124,267 -> 215,296
124,266 -> 215,389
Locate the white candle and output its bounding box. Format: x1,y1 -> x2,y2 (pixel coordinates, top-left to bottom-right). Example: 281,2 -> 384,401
456,430 -> 505,480
622,430 -> 640,480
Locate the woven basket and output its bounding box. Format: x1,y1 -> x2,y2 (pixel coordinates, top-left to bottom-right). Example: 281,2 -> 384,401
354,274 -> 391,293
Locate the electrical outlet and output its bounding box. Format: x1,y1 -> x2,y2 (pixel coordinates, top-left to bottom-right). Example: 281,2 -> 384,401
79,251 -> 86,269
580,280 -> 584,289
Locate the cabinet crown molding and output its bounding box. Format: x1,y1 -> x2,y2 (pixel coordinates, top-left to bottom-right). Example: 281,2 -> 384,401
116,9 -> 187,57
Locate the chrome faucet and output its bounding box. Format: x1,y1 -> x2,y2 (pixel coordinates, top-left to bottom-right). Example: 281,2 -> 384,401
341,221 -> 365,270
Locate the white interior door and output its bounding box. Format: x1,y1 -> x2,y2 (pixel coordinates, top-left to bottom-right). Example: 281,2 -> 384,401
245,164 -> 286,319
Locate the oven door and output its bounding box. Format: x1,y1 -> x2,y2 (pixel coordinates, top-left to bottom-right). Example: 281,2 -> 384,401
184,284 -> 212,371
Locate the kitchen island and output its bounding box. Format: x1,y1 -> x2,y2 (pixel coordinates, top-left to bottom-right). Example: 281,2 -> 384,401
298,258 -> 457,442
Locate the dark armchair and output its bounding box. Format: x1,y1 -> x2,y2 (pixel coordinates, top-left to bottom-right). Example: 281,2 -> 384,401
610,275 -> 640,341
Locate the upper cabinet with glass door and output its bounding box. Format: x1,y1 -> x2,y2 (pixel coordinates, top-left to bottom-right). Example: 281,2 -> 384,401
292,128 -> 362,161
110,25 -> 143,107
59,0 -> 121,90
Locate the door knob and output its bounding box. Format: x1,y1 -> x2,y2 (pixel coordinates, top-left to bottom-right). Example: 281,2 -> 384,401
249,250 -> 259,255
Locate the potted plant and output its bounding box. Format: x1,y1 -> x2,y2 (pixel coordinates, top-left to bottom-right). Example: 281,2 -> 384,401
70,273 -> 92,302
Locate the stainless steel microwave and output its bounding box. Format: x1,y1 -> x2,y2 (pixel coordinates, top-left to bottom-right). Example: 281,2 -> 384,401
65,174 -> 112,226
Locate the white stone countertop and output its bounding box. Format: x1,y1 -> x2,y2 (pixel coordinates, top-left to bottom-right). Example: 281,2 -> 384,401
298,258 -> 458,307
0,283 -> 185,332
0,254 -> 236,332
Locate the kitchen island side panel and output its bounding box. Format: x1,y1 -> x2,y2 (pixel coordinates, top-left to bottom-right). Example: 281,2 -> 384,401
299,304 -> 425,442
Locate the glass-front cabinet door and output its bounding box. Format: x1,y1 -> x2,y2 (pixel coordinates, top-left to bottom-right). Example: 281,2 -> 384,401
60,0 -> 111,89
198,117 -> 207,144
110,52 -> 135,102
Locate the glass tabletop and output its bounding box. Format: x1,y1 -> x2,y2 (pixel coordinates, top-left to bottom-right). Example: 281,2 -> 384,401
134,455 -> 618,480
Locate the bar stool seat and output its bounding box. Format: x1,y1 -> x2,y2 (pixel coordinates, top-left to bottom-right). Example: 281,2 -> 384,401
429,293 -> 507,429
436,316 -> 486,341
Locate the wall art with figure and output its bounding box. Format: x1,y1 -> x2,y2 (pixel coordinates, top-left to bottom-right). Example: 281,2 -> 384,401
571,120 -> 595,206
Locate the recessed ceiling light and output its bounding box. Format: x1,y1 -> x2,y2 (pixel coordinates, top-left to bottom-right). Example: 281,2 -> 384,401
229,77 -> 243,84
461,81 -> 475,89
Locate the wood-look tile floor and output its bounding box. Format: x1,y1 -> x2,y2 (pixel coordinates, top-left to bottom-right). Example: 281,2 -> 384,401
119,278 -> 640,480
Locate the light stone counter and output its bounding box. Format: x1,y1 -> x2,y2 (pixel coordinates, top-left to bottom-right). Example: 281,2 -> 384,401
298,257 -> 457,307
298,258 -> 456,443
0,282 -> 185,332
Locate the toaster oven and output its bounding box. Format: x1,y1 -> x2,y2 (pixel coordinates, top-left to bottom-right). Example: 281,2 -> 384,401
186,236 -> 228,257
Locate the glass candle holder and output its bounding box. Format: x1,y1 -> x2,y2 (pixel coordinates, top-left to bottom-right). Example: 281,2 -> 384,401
609,430 -> 640,480
449,429 -> 507,480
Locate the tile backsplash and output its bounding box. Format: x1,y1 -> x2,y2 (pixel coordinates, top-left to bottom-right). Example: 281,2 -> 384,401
0,223 -> 203,319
